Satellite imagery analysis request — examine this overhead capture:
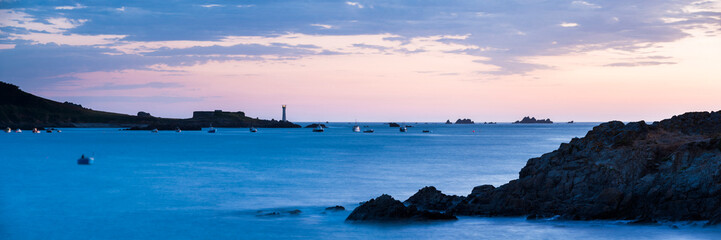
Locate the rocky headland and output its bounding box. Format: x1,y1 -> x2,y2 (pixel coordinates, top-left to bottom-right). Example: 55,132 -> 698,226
0,81 -> 301,129
348,111 -> 721,225
514,116 -> 553,124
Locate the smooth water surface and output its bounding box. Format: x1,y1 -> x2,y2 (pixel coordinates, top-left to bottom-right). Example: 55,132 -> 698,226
2,123 -> 719,239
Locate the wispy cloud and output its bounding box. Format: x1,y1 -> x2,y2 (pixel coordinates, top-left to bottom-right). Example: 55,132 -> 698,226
310,23 -> 333,29
560,22 -> 579,27
237,4 -> 255,8
346,1 -> 364,9
200,4 -> 223,8
603,61 -> 677,67
55,3 -> 87,10
571,1 -> 601,9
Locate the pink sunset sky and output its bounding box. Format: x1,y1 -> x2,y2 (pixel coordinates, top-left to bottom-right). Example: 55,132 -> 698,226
1,1 -> 720,122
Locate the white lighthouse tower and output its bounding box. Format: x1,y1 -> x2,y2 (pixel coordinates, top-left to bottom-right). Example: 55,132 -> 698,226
282,105 -> 287,122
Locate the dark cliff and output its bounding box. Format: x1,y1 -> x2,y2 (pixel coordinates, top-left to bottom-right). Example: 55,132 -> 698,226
0,81 -> 300,129
351,111 -> 721,224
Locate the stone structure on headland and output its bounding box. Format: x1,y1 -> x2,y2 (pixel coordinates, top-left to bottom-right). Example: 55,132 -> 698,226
0,81 -> 301,130
347,111 -> 721,225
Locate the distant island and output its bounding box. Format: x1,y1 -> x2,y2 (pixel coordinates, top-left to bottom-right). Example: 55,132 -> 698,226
0,81 -> 301,129
387,122 -> 400,127
455,118 -> 474,124
445,120 -> 452,124
513,116 -> 553,124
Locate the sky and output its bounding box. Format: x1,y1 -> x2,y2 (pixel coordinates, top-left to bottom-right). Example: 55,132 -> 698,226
1,0 -> 720,122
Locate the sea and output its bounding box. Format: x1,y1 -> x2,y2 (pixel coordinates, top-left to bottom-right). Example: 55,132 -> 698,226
2,123 -> 720,239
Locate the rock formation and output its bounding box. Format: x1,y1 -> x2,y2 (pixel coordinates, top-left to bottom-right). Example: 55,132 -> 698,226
455,118 -> 475,124
350,111 -> 721,224
514,116 -> 553,124
346,194 -> 457,221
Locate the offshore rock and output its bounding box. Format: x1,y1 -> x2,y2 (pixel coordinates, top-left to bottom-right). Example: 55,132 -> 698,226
346,194 -> 456,221
514,116 -> 553,124
351,111 -> 721,224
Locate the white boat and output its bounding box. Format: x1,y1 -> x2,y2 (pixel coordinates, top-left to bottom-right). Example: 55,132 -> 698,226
15,129 -> 22,133
77,155 -> 94,165
32,128 -> 40,133
250,127 -> 258,132
175,127 -> 181,133
56,129 -> 62,133
352,125 -> 360,132
4,127 -> 10,133
312,125 -> 324,132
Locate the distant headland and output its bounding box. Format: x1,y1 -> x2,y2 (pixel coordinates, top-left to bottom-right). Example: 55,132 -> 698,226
454,118 -> 474,124
0,81 -> 300,129
514,116 -> 553,124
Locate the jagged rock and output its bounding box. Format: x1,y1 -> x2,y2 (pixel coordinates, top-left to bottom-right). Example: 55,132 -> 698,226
404,186 -> 463,211
346,194 -> 456,221
388,122 -> 401,127
352,111 -> 721,224
455,118 -> 474,124
514,116 -> 553,124
445,120 -> 453,124
325,205 -> 345,211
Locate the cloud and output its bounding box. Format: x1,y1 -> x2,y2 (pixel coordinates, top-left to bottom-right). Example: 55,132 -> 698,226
0,44 -> 15,50
116,6 -> 125,12
571,1 -> 601,9
200,4 -> 223,8
0,10 -> 87,34
346,1 -> 364,9
559,22 -> 579,27
55,3 -> 87,10
237,5 -> 255,8
310,24 -> 333,29
603,61 -> 677,67
86,82 -> 184,90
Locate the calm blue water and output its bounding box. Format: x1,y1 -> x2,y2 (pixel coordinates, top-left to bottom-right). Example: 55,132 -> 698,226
2,123 -> 719,239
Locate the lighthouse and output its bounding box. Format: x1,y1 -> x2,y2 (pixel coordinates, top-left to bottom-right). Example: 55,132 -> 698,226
282,105 -> 287,122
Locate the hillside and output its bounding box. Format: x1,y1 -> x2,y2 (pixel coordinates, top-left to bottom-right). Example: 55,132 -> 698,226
0,82 -> 300,129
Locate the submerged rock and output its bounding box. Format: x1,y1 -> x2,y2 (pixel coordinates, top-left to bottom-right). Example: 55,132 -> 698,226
346,194 -> 456,221
351,111 -> 721,224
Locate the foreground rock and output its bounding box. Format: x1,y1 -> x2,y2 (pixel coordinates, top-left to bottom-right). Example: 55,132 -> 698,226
351,111 -> 721,224
346,194 -> 456,221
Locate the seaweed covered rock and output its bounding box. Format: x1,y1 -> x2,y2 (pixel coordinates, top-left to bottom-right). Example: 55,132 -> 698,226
346,194 -> 456,221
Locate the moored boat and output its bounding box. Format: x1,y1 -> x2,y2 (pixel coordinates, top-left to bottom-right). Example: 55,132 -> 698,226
77,154 -> 94,165
250,127 -> 258,132
15,129 -> 22,133
363,129 -> 374,133
353,125 -> 360,132
422,130 -> 431,133
4,127 -> 10,133
312,125 -> 324,132
399,126 -> 407,132
208,124 -> 216,133
176,127 -> 182,133
32,128 -> 40,133
151,128 -> 159,133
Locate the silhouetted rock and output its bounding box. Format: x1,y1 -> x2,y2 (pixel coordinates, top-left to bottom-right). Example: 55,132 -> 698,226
445,120 -> 453,124
513,116 -> 553,124
352,111 -> 721,224
455,118 -> 474,124
346,194 -> 456,221
0,81 -> 301,129
325,205 -> 346,211
388,122 -> 400,127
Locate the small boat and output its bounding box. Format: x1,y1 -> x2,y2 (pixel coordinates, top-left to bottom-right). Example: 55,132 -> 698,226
46,129 -> 53,133
175,127 -> 182,133
4,127 -> 10,133
77,154 -> 94,165
405,125 -> 413,128
399,126 -> 407,132
567,121 -> 574,124
151,128 -> 159,133
32,128 -> 40,133
208,124 -> 216,133
363,129 -> 374,133
250,127 -> 258,132
422,130 -> 431,133
352,125 -> 360,132
15,129 -> 22,133
56,129 -> 62,133
312,125 -> 324,132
